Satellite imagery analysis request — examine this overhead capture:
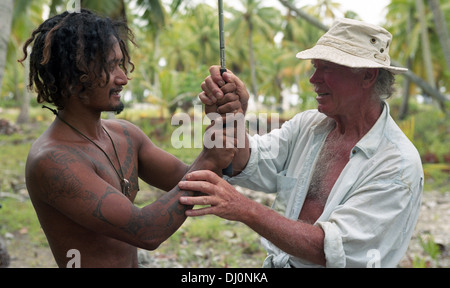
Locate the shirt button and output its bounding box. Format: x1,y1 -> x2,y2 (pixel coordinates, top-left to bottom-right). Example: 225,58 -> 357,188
352,149 -> 356,154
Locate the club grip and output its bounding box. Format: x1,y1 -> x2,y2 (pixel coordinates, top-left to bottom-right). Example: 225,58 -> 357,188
220,67 -> 233,176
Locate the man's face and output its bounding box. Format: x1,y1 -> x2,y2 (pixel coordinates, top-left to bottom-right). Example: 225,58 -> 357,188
86,41 -> 128,114
309,60 -> 365,117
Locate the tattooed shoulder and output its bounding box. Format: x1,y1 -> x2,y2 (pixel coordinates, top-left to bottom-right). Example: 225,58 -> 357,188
29,145 -> 97,205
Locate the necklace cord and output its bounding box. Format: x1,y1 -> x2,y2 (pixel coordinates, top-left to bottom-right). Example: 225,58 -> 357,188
42,105 -> 129,196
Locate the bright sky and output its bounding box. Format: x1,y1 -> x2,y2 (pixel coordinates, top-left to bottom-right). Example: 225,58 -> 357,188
315,0 -> 391,25
206,0 -> 392,25
273,0 -> 391,25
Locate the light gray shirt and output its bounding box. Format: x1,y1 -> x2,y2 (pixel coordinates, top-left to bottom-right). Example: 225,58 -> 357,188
227,103 -> 423,268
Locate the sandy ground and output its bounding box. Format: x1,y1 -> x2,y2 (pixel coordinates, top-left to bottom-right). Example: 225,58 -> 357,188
4,189 -> 449,268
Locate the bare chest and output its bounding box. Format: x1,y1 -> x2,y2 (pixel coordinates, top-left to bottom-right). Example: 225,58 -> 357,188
298,137 -> 354,223
70,138 -> 139,199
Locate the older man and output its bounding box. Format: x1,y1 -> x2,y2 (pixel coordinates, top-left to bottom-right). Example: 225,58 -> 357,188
179,18 -> 423,268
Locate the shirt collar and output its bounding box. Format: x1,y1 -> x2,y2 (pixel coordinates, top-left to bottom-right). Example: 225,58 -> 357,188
311,102 -> 390,159
354,101 -> 389,158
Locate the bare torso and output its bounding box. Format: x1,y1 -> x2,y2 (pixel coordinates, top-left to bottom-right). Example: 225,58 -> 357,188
298,130 -> 356,224
27,119 -> 141,267
34,200 -> 139,267
26,111 -> 219,268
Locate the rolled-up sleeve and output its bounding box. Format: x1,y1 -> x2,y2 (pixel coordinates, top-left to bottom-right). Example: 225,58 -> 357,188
316,180 -> 422,268
315,221 -> 346,268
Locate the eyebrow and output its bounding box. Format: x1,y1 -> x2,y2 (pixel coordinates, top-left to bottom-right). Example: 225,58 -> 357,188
107,58 -> 123,65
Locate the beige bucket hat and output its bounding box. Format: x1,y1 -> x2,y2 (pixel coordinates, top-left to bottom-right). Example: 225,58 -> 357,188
296,18 -> 408,74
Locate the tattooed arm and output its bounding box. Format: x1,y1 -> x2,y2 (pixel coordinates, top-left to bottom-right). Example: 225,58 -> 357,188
131,118 -> 232,191
27,147 -> 211,251
26,120 -> 234,252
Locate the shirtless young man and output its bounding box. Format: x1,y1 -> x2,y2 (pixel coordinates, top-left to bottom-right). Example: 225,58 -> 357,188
179,19 -> 424,267
22,10 -> 238,267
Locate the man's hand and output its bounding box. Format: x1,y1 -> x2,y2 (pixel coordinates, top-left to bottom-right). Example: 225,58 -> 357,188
178,170 -> 327,267
199,117 -> 238,174
199,66 -> 249,117
199,66 -> 251,176
178,170 -> 250,221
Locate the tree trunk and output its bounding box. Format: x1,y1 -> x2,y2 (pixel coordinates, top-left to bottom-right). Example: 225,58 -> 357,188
399,58 -> 412,120
17,48 -> 31,124
428,0 -> 450,71
247,16 -> 259,105
416,0 -> 436,88
0,0 -> 14,95
399,8 -> 414,120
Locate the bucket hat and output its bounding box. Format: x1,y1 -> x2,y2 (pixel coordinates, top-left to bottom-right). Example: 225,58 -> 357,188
296,18 -> 408,74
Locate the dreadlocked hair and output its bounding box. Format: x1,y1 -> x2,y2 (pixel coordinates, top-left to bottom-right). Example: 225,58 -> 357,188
18,9 -> 135,110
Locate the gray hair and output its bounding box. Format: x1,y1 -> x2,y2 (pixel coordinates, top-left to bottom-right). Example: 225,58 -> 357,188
374,69 -> 396,100
351,68 -> 396,100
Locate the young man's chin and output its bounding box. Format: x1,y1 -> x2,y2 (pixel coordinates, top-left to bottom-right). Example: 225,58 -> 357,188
107,101 -> 125,115
114,102 -> 125,115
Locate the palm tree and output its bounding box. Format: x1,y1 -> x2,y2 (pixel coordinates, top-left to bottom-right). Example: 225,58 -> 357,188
185,4 -> 221,66
386,0 -> 449,111
399,6 -> 414,120
227,0 -> 282,105
303,0 -> 342,20
160,17 -> 197,72
415,0 -> 435,88
82,0 -> 127,20
8,0 -> 48,124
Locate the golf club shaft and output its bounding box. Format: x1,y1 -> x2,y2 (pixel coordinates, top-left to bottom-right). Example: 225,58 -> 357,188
218,0 -> 233,176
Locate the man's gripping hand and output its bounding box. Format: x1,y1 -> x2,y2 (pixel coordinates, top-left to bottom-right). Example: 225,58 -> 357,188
199,66 -> 249,117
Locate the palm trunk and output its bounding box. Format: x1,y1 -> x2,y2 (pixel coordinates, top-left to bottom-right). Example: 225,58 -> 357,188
399,57 -> 412,120
399,8 -> 414,120
0,0 -> 14,95
416,0 -> 436,88
17,48 -> 31,124
428,0 -> 450,71
248,17 -> 259,105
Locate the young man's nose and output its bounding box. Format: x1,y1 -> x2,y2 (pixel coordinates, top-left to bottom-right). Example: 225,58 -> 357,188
115,68 -> 128,86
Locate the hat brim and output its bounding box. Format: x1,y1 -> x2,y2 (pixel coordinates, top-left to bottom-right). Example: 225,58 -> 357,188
296,45 -> 408,74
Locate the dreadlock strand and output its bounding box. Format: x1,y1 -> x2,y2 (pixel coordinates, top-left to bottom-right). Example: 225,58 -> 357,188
19,9 -> 135,110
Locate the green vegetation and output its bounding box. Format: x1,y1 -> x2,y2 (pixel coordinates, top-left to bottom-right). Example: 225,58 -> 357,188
2,0 -> 449,122
390,98 -> 450,192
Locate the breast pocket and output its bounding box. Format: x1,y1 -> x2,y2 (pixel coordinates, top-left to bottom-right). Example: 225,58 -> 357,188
272,175 -> 297,216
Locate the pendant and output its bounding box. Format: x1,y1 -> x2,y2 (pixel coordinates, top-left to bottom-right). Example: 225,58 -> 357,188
121,178 -> 131,197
